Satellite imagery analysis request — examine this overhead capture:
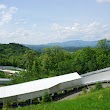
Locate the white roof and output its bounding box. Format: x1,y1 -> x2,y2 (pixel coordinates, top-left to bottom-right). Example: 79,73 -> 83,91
0,78 -> 10,81
81,68 -> 110,85
81,67 -> 110,77
0,69 -> 19,74
0,72 -> 81,98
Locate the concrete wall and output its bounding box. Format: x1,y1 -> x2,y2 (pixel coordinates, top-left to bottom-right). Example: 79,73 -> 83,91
49,84 -> 61,94
0,96 -> 17,103
59,79 -> 81,90
18,89 -> 48,101
49,78 -> 81,94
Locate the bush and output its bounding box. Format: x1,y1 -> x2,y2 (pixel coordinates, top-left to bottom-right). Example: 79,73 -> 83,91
0,71 -> 9,78
82,87 -> 87,94
94,82 -> 103,90
42,92 -> 52,103
89,87 -> 95,92
2,100 -> 12,110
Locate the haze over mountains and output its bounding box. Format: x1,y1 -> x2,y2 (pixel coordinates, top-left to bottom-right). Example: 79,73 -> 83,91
25,40 -> 98,51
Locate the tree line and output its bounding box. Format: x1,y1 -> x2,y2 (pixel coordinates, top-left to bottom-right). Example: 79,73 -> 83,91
0,39 -> 110,84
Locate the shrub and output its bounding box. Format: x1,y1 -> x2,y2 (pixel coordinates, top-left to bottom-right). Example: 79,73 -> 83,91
82,87 -> 87,94
42,92 -> 52,103
94,82 -> 103,90
2,100 -> 12,110
89,87 -> 95,92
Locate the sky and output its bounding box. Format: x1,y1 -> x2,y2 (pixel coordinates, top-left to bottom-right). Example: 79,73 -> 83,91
0,0 -> 110,44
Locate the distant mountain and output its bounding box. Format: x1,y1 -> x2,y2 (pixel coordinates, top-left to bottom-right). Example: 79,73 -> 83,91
48,40 -> 97,47
25,40 -> 97,51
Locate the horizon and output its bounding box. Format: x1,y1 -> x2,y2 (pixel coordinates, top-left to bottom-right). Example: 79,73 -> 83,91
0,39 -> 98,45
0,0 -> 110,45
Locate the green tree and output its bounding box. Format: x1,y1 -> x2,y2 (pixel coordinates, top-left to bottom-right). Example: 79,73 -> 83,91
96,39 -> 110,50
24,50 -> 38,71
42,92 -> 52,103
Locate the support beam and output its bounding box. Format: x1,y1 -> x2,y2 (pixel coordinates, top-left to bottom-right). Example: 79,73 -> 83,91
30,99 -> 32,104
62,90 -> 67,94
16,96 -> 19,106
2,98 -> 5,108
52,93 -> 57,96
38,97 -> 41,102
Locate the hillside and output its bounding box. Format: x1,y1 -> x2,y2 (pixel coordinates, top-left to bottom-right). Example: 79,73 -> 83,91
0,43 -> 37,68
0,43 -> 29,55
10,87 -> 110,110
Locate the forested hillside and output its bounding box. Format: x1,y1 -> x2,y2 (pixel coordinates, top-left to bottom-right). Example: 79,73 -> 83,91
0,39 -> 110,84
0,43 -> 38,68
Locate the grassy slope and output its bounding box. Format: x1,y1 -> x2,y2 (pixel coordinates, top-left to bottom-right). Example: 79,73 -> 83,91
10,87 -> 110,110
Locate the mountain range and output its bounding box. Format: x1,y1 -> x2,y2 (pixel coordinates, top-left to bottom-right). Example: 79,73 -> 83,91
25,40 -> 98,51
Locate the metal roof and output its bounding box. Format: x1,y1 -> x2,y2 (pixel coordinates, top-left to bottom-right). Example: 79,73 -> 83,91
0,69 -> 19,74
0,78 -> 10,81
81,67 -> 110,77
0,72 -> 81,98
81,69 -> 110,85
0,66 -> 24,71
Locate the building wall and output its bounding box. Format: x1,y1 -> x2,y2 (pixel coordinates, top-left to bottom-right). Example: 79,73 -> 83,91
18,89 -> 48,101
0,96 -> 17,103
18,79 -> 81,102
59,78 -> 81,90
49,84 -> 61,94
49,78 -> 81,94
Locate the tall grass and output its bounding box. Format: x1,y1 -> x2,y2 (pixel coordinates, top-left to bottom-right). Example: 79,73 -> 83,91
9,87 -> 110,110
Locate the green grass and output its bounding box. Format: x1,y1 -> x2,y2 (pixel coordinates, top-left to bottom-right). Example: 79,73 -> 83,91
9,87 -> 110,110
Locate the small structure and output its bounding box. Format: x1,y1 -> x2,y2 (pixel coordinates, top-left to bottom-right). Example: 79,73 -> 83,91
0,66 -> 24,71
0,72 -> 81,105
0,66 -> 24,75
0,78 -> 10,85
0,69 -> 19,75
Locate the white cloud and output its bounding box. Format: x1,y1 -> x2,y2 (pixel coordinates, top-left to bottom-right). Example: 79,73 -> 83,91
0,25 -> 46,44
0,4 -> 6,10
50,21 -> 110,42
32,24 -> 37,30
96,0 -> 110,3
0,4 -> 17,26
0,20 -> 110,44
15,19 -> 27,25
10,7 -> 17,13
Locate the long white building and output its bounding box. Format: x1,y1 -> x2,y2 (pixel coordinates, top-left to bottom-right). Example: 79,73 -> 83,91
1,67 -> 110,106
0,72 -> 81,104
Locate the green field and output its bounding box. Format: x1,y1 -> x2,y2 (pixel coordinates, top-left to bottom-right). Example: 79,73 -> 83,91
8,87 -> 110,110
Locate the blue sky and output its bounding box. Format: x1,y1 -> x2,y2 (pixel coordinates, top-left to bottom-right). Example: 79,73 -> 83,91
0,0 -> 110,44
